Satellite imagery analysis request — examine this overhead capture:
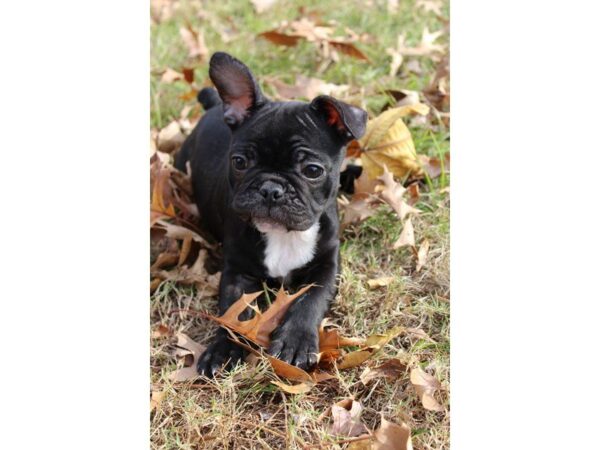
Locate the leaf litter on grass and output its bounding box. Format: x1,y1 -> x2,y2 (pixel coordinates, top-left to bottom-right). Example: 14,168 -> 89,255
151,3 -> 450,446
167,286 -> 407,391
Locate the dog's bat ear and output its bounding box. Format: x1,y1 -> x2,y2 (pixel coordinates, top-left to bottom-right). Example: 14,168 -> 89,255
310,95 -> 368,142
209,52 -> 265,127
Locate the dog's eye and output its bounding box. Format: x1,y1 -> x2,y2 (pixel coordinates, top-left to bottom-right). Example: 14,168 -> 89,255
231,155 -> 248,171
302,164 -> 324,179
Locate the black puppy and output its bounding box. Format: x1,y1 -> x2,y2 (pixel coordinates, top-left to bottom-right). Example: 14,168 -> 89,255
175,52 -> 367,376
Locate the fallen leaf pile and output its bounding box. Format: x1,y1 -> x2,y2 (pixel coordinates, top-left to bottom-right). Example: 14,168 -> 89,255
169,333 -> 206,382
151,4 -> 450,448
167,286 -> 412,394
409,366 -> 445,412
179,23 -> 209,61
330,398 -> 369,437
150,152 -> 220,296
265,75 -> 349,101
323,398 -> 414,450
338,164 -> 429,272
259,16 -> 370,65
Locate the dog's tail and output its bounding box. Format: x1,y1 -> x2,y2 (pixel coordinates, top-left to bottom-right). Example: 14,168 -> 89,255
197,87 -> 221,110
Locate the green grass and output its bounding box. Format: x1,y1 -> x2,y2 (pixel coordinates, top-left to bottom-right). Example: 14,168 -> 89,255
151,0 -> 449,448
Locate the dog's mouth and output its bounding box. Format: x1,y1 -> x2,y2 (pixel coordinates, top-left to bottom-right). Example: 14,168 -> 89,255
233,193 -> 315,232
252,217 -> 288,233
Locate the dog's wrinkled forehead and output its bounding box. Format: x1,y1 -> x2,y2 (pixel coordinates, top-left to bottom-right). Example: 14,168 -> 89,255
232,101 -> 342,160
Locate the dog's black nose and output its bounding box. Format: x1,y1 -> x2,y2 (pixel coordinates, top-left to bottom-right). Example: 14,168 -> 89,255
259,181 -> 285,204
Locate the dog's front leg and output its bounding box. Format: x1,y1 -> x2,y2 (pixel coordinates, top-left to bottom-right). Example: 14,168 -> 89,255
268,254 -> 339,371
197,266 -> 262,377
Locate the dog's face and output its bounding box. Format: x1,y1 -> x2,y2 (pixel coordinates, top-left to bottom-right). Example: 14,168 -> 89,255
209,52 -> 368,232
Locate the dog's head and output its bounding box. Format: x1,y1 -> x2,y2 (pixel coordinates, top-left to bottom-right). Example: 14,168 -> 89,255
209,52 -> 368,232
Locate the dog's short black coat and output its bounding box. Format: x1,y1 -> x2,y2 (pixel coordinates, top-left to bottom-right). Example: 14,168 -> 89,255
175,52 -> 367,376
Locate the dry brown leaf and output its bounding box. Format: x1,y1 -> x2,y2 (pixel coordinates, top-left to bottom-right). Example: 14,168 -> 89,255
150,390 -> 166,412
177,235 -> 193,266
393,217 -> 415,249
353,170 -> 380,200
208,285 -> 313,348
318,323 -> 364,365
181,67 -> 195,84
157,249 -> 220,294
150,158 -> 198,225
329,41 -> 369,61
150,128 -> 159,156
150,278 -> 162,293
359,106 -> 429,180
415,239 -> 430,272
406,183 -> 420,205
161,67 -> 184,83
404,59 -> 423,75
366,276 -> 395,289
376,166 -> 420,220
394,28 -> 445,57
410,367 -> 444,412
337,327 -> 404,370
150,0 -> 179,23
229,335 -> 315,383
347,440 -> 372,450
289,17 -> 333,41
150,251 -> 179,272
157,120 -> 185,154
176,285 -> 368,386
319,322 -> 365,352
416,0 -> 443,15
373,417 -> 413,450
267,75 -> 349,100
385,47 -> 403,76
259,30 -> 302,47
423,54 -> 450,112
340,197 -> 377,226
152,324 -> 171,339
179,25 -> 208,60
338,169 -> 382,226
170,333 -> 206,382
154,219 -> 215,250
271,380 -> 314,394
259,18 -> 368,62
406,327 -> 435,343
151,161 -> 177,221
420,152 -> 450,179
251,0 -> 278,13
360,358 -> 406,384
330,399 -> 369,437
385,89 -> 421,108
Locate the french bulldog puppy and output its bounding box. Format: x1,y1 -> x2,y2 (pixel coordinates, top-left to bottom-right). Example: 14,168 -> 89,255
175,52 -> 367,376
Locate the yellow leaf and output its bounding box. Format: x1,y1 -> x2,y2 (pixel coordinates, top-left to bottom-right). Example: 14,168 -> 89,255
336,327 -> 404,369
359,105 -> 429,179
367,276 -> 395,289
150,390 -> 165,412
271,380 -> 314,394
336,350 -> 374,370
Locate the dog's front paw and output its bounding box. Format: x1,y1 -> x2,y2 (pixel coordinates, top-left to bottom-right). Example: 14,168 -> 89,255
197,330 -> 246,377
268,322 -> 319,371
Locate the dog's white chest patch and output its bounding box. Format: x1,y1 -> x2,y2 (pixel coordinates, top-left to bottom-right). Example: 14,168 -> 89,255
259,223 -> 320,279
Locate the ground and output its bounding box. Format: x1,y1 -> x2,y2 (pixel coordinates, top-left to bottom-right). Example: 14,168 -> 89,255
150,0 -> 450,448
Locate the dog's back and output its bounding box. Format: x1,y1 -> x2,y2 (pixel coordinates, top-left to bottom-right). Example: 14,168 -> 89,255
175,88 -> 232,240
